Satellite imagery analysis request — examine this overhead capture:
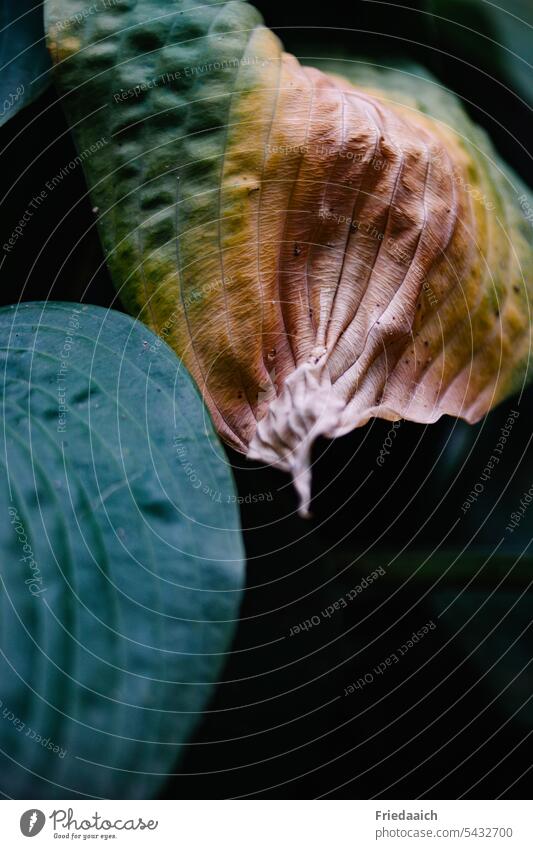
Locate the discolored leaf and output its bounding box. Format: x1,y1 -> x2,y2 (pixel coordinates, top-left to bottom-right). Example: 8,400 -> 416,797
45,0 -> 533,514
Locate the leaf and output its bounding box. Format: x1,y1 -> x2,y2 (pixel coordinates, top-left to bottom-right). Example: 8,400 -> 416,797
429,0 -> 533,109
0,302 -> 244,799
44,0 -> 533,515
0,0 -> 51,127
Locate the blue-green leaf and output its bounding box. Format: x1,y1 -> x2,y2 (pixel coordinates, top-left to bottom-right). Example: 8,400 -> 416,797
0,1 -> 51,127
0,302 -> 244,799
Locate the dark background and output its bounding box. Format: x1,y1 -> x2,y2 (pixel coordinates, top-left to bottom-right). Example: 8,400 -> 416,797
1,0 -> 532,798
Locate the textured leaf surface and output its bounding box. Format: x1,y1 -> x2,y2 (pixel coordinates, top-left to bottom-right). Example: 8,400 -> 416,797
45,0 -> 533,513
0,302 -> 244,799
0,0 -> 51,127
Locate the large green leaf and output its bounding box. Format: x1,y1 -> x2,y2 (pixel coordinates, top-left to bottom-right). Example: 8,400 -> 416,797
0,0 -> 51,127
0,302 -> 244,799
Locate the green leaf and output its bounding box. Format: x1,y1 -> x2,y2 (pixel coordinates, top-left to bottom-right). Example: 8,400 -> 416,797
43,0 -> 264,326
0,0 -> 51,127
429,0 -> 532,108
0,302 -> 244,799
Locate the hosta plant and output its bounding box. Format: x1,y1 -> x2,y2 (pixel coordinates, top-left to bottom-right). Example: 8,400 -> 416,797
45,0 -> 533,514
